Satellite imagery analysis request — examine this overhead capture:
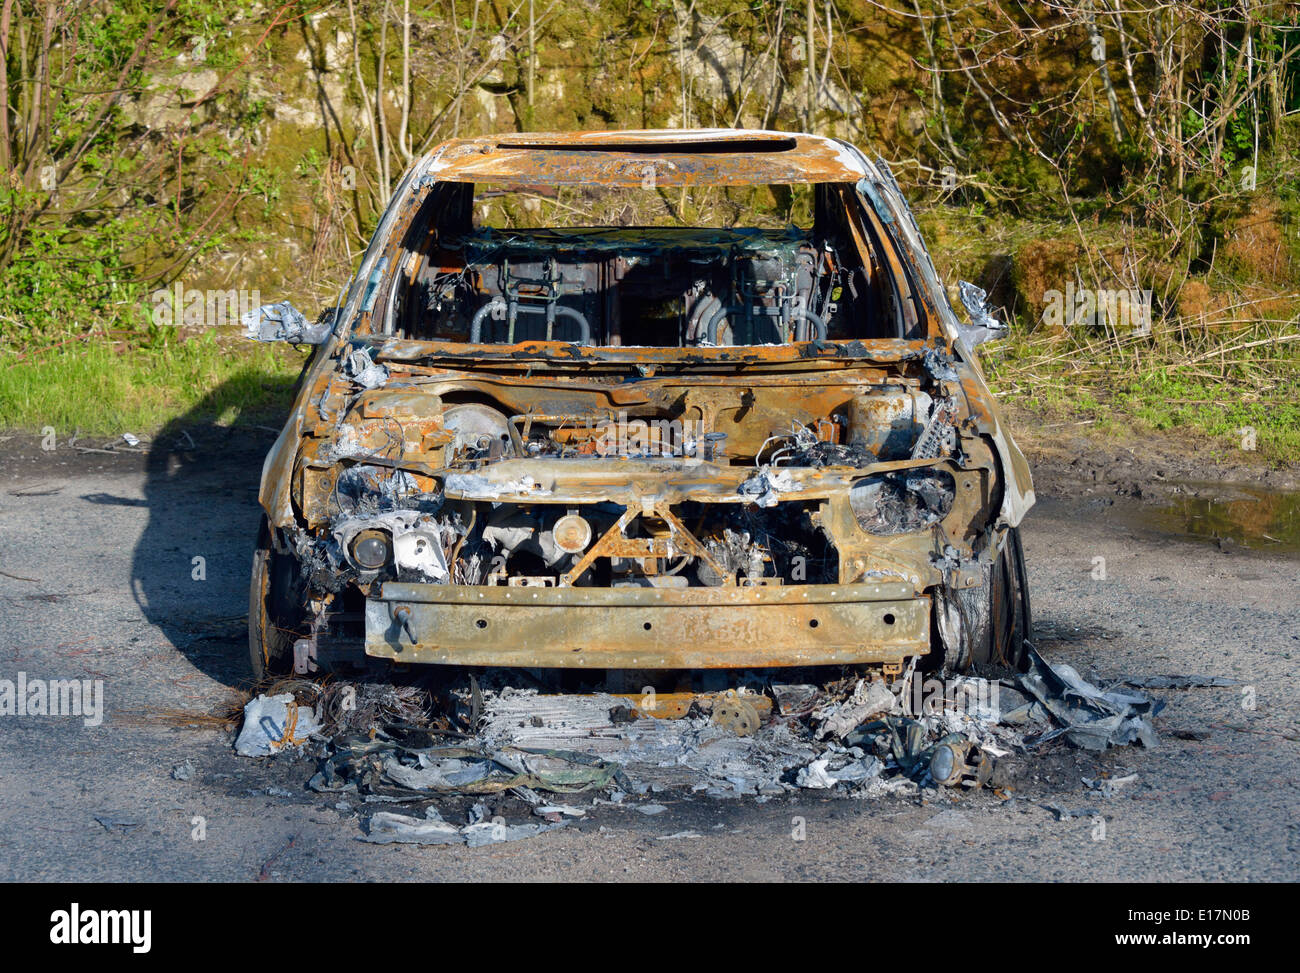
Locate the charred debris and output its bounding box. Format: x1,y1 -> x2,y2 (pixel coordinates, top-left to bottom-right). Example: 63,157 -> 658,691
228,644 -> 1178,843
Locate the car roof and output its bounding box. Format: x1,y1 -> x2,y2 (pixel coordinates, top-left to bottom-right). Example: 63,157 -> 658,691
419,129 -> 873,187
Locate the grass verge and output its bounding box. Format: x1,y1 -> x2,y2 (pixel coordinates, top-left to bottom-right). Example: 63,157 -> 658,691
0,330 -> 307,437
982,318 -> 1300,464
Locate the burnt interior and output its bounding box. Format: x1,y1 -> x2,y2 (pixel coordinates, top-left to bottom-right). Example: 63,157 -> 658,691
377,182 -> 914,345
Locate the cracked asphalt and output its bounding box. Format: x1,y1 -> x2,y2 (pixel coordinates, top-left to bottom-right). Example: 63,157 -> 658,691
0,428 -> 1296,882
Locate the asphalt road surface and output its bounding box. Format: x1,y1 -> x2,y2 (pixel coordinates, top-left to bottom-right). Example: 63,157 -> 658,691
1,428 -> 1296,881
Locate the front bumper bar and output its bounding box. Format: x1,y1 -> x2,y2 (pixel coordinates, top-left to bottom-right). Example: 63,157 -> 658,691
365,581 -> 930,668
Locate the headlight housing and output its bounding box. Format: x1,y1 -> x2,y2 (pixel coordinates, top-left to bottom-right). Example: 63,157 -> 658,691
348,528 -> 392,570
848,469 -> 955,535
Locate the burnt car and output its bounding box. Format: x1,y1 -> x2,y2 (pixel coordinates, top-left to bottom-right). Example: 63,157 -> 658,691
245,129 -> 1033,681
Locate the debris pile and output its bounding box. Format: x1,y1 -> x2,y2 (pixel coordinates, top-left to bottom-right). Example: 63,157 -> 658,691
1016,646 -> 1164,750
308,732 -> 622,799
230,642 -> 1185,843
234,691 -> 324,758
317,681 -> 431,734
361,805 -> 566,846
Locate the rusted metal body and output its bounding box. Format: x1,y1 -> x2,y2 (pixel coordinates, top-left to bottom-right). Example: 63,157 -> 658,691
364,581 -> 929,667
250,129 -> 1034,675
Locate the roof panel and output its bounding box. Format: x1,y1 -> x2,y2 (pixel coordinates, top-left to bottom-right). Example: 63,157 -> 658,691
421,130 -> 870,187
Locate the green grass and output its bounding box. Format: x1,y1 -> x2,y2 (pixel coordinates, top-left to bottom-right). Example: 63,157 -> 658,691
982,321 -> 1300,463
0,331 -> 307,437
1122,372 -> 1300,460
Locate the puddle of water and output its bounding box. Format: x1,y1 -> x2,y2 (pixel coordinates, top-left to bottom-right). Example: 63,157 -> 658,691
1128,483 -> 1300,554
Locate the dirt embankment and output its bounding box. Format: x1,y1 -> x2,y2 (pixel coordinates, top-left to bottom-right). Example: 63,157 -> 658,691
1003,404 -> 1300,504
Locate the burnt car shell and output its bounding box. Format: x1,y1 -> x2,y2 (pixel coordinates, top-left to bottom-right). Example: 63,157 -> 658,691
248,130 -> 1034,678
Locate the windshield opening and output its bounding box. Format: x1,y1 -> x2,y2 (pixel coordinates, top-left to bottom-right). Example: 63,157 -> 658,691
367,181 -> 914,348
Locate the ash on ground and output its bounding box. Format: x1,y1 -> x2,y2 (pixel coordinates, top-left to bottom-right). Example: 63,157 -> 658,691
222,646 -> 1214,845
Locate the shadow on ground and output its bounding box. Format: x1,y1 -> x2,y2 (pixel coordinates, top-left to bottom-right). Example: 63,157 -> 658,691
132,375 -> 297,689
